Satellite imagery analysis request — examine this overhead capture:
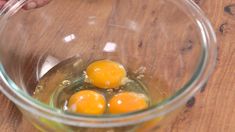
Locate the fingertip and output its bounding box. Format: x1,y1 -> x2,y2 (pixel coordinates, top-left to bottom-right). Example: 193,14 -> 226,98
0,1 -> 7,8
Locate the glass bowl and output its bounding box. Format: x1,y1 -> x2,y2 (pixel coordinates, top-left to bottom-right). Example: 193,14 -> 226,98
0,0 -> 217,131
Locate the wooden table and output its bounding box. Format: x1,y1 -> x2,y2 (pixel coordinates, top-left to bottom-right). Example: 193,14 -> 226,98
0,0 -> 235,131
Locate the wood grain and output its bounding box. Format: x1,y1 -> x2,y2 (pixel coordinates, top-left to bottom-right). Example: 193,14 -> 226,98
0,0 -> 235,131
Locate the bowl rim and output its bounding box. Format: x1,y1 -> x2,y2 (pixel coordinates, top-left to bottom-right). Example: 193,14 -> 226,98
0,0 -> 217,128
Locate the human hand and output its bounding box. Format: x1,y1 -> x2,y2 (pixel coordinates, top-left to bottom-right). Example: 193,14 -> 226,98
0,0 -> 51,9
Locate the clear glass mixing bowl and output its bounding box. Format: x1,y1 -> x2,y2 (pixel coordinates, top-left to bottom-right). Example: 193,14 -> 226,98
0,0 -> 217,131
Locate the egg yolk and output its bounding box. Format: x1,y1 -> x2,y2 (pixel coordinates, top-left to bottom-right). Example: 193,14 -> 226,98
86,60 -> 126,89
68,90 -> 106,115
109,92 -> 148,114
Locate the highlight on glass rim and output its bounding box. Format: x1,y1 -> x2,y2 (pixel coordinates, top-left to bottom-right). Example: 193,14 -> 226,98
0,0 -> 218,131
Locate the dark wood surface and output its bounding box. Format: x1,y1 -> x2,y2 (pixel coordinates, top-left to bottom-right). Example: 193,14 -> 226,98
0,0 -> 235,131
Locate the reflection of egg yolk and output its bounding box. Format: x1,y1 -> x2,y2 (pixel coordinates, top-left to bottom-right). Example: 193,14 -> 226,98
68,90 -> 106,115
109,92 -> 148,114
86,60 -> 126,89
136,117 -> 163,132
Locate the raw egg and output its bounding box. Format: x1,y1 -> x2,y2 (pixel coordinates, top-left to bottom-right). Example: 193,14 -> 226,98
68,90 -> 106,115
86,60 -> 126,89
109,92 -> 148,114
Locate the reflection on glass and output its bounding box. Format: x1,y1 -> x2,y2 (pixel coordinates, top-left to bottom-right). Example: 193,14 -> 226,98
38,56 -> 59,79
127,20 -> 139,31
103,42 -> 117,52
63,34 -> 76,43
88,16 -> 96,25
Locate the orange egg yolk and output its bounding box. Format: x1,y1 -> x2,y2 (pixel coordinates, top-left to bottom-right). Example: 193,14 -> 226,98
86,60 -> 126,89
108,92 -> 148,114
68,90 -> 106,115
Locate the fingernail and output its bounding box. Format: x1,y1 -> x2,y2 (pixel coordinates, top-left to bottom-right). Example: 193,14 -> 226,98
26,2 -> 37,9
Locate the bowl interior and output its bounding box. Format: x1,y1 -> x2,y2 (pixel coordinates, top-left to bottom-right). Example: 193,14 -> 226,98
0,0 -> 202,112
